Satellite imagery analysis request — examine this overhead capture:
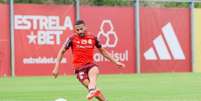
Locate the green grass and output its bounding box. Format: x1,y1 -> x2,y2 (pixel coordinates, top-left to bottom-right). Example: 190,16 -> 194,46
1,73 -> 201,101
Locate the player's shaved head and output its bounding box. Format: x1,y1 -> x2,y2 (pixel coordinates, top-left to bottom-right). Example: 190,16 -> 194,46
75,20 -> 85,25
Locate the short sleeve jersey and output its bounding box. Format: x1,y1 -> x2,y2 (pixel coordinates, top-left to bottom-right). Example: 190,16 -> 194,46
64,32 -> 102,70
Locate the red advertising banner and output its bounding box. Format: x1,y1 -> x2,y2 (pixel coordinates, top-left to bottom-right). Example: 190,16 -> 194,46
14,4 -> 75,76
0,4 -> 10,77
81,6 -> 136,74
140,8 -> 191,73
12,5 -> 191,76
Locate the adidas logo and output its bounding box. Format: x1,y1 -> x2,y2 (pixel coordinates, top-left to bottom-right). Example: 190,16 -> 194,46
144,23 -> 185,60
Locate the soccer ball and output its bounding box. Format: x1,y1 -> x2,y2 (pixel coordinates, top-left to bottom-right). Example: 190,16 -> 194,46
55,98 -> 67,101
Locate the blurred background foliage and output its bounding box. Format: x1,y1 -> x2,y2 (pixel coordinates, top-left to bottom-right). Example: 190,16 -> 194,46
0,0 -> 200,8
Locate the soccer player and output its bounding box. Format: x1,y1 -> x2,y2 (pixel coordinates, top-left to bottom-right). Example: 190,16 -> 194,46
52,20 -> 125,101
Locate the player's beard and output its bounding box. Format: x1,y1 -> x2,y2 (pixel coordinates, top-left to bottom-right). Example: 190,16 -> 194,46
79,33 -> 85,38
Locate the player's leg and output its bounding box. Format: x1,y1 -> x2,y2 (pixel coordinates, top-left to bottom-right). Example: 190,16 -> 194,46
75,66 -> 106,101
88,66 -> 99,90
82,79 -> 106,101
87,66 -> 106,101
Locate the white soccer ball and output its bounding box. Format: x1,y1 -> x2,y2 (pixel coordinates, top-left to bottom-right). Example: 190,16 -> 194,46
55,98 -> 67,101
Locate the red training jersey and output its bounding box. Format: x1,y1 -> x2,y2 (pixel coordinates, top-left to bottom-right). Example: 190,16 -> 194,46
63,32 -> 102,70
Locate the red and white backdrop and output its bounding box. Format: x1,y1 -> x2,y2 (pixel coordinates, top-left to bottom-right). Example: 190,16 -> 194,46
14,4 -> 75,76
140,8 -> 191,73
0,4 -> 192,76
0,4 -> 10,76
80,6 -> 136,74
13,5 -> 136,76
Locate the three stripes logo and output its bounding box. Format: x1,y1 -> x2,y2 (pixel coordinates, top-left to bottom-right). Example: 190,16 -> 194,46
144,23 -> 185,60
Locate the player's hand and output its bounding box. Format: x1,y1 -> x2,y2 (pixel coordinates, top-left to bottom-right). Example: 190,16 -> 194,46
116,62 -> 125,69
52,67 -> 59,79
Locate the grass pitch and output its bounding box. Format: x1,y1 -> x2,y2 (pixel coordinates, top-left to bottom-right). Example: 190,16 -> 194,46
1,73 -> 201,101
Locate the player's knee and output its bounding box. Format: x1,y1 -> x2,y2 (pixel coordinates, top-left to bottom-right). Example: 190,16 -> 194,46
95,67 -> 99,74
90,66 -> 99,74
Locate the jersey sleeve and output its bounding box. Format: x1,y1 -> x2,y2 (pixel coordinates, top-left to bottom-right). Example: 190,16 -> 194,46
95,37 -> 102,48
64,37 -> 73,50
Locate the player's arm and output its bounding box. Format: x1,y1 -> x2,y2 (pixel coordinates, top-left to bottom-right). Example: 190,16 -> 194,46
95,37 -> 125,68
98,47 -> 125,68
52,38 -> 72,78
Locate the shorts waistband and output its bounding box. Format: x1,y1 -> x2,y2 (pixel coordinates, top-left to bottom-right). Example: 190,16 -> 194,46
75,63 -> 96,73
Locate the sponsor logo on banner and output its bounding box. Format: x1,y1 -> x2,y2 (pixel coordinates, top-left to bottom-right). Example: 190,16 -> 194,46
144,23 -> 185,60
97,20 -> 118,48
15,15 -> 73,64
15,15 -> 73,45
23,57 -> 67,64
94,20 -> 128,62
